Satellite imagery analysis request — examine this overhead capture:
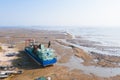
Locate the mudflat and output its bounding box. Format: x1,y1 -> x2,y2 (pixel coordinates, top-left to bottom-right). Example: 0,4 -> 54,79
0,28 -> 120,80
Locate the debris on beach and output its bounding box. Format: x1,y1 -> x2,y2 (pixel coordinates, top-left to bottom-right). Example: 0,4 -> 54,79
35,76 -> 51,80
0,43 -> 23,79
35,76 -> 47,80
0,66 -> 15,70
0,44 -> 18,66
0,70 -> 23,79
5,53 -> 17,57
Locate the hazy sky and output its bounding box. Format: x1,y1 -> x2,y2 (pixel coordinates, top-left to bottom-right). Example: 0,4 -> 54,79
0,0 -> 120,27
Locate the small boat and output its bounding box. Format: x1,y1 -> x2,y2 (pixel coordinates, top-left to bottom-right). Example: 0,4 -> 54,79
0,70 -> 23,75
25,40 -> 57,67
0,70 -> 23,79
0,74 -> 9,79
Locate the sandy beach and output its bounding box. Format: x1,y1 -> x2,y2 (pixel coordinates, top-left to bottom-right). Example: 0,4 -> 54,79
0,28 -> 120,80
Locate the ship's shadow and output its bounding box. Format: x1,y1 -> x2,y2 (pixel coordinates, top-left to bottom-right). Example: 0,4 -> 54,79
11,50 -> 51,70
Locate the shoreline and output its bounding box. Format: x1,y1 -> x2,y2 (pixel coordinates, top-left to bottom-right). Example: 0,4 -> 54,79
56,39 -> 120,67
0,28 -> 120,80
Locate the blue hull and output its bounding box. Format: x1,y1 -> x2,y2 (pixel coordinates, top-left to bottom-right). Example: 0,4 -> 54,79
25,48 -> 57,67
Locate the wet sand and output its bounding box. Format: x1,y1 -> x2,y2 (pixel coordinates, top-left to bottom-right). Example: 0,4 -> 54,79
0,28 -> 120,80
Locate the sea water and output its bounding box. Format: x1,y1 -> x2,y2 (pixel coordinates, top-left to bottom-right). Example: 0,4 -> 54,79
67,27 -> 120,56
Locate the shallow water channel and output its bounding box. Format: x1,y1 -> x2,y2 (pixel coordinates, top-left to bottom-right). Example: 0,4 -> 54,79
58,56 -> 120,78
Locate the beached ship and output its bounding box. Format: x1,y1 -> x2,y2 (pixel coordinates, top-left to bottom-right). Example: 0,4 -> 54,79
25,39 -> 57,67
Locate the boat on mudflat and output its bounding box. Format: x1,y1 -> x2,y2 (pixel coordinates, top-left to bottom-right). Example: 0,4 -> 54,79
25,39 -> 57,67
